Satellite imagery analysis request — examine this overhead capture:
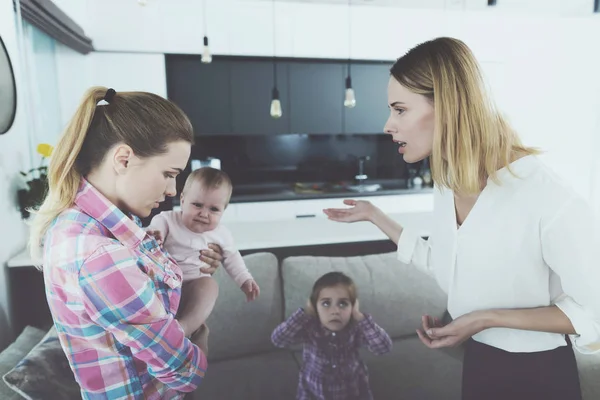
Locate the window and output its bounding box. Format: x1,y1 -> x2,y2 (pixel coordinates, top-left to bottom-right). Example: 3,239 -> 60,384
0,36 -> 17,135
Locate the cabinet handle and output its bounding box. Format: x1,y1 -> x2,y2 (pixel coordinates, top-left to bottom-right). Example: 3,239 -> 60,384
296,214 -> 316,219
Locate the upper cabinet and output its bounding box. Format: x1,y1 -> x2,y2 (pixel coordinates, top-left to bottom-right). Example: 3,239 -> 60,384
230,59 -> 290,135
288,61 -> 344,135
166,55 -> 393,136
166,55 -> 232,135
343,63 -> 391,135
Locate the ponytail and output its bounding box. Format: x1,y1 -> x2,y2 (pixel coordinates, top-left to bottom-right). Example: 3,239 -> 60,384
28,87 -> 107,264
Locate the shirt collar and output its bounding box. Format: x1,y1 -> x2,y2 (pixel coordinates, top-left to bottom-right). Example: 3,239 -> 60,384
74,178 -> 147,248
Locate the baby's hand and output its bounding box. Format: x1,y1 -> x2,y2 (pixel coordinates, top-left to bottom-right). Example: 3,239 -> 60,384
146,230 -> 163,245
241,279 -> 260,302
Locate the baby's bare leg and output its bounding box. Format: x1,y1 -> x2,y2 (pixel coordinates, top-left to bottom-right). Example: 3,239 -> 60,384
177,277 -> 219,337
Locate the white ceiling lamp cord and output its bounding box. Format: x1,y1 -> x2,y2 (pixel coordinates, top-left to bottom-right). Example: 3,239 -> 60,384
201,0 -> 212,63
344,0 -> 356,108
270,0 -> 282,118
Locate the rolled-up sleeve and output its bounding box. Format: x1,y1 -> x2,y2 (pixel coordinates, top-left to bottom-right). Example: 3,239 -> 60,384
542,195 -> 600,354
79,244 -> 208,391
396,228 -> 433,273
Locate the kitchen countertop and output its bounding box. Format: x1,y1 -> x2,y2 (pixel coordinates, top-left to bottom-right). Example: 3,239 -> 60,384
177,180 -> 434,205
7,210 -> 432,268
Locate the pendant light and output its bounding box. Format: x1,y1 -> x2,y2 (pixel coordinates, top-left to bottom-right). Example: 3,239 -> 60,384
201,0 -> 212,64
270,0 -> 282,118
344,0 -> 356,108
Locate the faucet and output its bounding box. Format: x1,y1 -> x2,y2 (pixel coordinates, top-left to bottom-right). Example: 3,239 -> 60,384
355,156 -> 369,185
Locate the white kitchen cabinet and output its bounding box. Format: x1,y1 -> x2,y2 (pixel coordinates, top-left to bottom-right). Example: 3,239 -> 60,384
230,192 -> 434,223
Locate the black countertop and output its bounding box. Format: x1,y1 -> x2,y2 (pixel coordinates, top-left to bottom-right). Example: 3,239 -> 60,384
227,180 -> 433,203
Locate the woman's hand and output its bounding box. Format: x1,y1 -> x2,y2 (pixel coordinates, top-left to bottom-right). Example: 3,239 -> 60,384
199,243 -> 224,275
416,312 -> 488,349
323,199 -> 379,223
146,230 -> 163,245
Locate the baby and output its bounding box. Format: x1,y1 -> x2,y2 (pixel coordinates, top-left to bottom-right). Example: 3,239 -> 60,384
271,271 -> 392,400
147,167 -> 260,337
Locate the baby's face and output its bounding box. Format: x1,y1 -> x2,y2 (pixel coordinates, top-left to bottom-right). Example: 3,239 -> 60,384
180,181 -> 230,233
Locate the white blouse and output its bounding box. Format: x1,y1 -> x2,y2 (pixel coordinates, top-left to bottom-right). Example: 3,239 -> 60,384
397,155 -> 600,354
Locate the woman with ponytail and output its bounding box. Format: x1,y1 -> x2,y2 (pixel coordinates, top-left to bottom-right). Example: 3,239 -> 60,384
29,87 -> 223,399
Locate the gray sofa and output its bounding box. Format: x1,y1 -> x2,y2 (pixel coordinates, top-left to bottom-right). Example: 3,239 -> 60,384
195,251 -> 600,400
1,251 -> 599,399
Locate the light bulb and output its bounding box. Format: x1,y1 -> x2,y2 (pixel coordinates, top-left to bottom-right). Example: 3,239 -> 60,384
344,75 -> 356,108
344,88 -> 356,108
270,87 -> 282,118
270,99 -> 282,119
201,36 -> 212,64
137,0 -> 147,5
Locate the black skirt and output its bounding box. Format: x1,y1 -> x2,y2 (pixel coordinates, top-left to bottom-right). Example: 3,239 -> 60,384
462,337 -> 582,400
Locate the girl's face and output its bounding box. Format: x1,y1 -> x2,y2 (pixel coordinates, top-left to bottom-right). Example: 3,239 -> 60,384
383,77 -> 435,164
316,284 -> 353,332
113,140 -> 191,217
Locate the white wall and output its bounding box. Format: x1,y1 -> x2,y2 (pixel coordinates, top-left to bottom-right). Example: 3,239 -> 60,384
0,0 -> 34,348
55,50 -> 167,128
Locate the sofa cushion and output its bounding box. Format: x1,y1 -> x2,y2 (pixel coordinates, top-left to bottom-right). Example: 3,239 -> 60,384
0,326 -> 47,400
575,350 -> 600,400
281,252 -> 448,338
292,335 -> 463,400
2,326 -> 80,400
192,350 -> 299,400
206,252 -> 282,361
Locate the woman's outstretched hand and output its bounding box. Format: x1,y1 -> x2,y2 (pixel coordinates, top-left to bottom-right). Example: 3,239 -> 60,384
323,199 -> 378,223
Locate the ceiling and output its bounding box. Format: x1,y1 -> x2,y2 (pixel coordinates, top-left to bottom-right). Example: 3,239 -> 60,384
262,0 -> 448,8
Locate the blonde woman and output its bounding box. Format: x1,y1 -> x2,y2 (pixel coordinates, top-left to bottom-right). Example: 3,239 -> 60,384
28,87 -> 224,399
324,37 -> 598,399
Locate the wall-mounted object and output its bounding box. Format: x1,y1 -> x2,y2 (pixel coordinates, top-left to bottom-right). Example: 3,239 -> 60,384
0,36 -> 17,135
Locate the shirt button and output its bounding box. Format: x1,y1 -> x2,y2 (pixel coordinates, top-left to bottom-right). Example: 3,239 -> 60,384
332,365 -> 336,368
332,332 -> 336,337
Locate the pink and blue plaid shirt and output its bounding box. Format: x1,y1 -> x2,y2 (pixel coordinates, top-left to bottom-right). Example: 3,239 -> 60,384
43,178 -> 207,399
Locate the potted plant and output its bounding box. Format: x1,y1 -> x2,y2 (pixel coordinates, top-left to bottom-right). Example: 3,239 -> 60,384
17,143 -> 53,219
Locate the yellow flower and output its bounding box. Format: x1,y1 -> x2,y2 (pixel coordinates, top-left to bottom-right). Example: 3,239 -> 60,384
37,143 -> 53,158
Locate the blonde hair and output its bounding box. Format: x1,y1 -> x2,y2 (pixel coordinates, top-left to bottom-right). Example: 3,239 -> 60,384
183,167 -> 233,207
28,86 -> 194,262
391,37 -> 540,195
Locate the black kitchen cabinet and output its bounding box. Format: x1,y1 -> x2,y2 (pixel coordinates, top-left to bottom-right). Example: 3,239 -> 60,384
343,62 -> 392,134
288,61 -> 345,134
166,55 -> 394,136
166,56 -> 232,135
230,60 -> 290,134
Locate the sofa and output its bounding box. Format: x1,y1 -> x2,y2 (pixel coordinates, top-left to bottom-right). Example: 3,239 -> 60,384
196,251 -> 600,400
2,251 -> 599,399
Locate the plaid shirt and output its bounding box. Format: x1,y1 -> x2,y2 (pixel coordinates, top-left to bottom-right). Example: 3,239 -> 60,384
43,178 -> 207,400
271,308 -> 392,400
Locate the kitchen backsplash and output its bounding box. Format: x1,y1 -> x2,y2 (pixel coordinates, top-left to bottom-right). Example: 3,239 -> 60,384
191,133 -> 427,186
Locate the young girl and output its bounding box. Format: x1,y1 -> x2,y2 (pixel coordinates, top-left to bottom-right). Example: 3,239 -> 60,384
147,167 -> 260,337
271,272 -> 392,400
